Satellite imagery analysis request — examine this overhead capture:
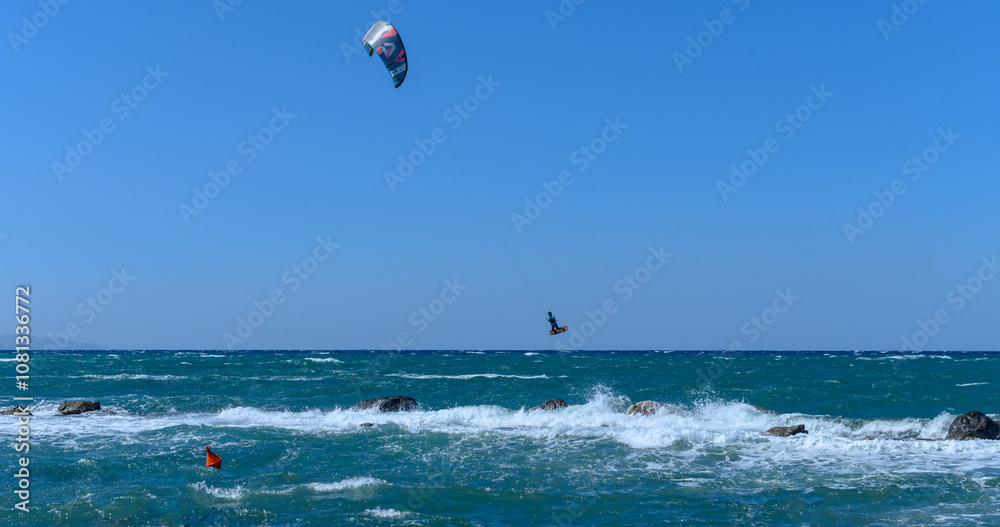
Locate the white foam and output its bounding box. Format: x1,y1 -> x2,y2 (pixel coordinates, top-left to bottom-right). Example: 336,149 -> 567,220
25,386 -> 1000,486
189,477 -> 386,502
72,374 -> 185,381
366,507 -> 411,519
308,477 -> 386,492
305,357 -> 344,363
957,382 -> 989,387
191,481 -> 246,500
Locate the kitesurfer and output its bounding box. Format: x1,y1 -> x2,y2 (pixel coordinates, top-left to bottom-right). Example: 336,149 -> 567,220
547,312 -> 559,333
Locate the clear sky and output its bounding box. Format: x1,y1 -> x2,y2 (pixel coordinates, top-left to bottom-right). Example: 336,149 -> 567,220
3,1 -> 999,351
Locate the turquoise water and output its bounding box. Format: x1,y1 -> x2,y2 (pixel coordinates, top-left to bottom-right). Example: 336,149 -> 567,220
6,350 -> 1000,526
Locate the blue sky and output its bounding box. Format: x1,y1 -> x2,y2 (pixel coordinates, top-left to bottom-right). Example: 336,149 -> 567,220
3,1 -> 998,351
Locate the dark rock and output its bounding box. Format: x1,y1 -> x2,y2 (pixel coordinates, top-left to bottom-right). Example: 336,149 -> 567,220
946,411 -> 1000,440
752,405 -> 778,415
766,424 -> 808,437
0,406 -> 31,416
58,401 -> 101,415
627,400 -> 680,417
360,423 -> 375,427
530,399 -> 569,412
350,396 -> 418,413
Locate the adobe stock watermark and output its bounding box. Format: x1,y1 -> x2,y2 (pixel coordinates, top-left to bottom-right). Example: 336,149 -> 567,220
222,236 -> 339,349
900,254 -> 998,352
52,65 -> 169,182
44,268 -> 136,350
690,287 -> 799,389
381,278 -> 467,351
510,117 -> 627,233
878,0 -> 932,41
551,482 -> 605,526
340,1 -> 407,62
554,246 -> 671,351
673,0 -> 751,73
180,107 -> 296,224
7,0 -> 71,53
384,75 -> 500,191
842,126 -> 958,244
716,84 -> 833,201
343,278 -> 466,405
544,0 -> 586,31
394,455 -> 449,518
213,0 -> 245,22
729,288 -> 799,348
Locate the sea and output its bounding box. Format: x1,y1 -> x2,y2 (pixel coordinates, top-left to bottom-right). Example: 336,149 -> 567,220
6,349 -> 1000,526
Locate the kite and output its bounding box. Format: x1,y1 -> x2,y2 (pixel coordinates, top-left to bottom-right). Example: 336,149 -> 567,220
362,20 -> 408,88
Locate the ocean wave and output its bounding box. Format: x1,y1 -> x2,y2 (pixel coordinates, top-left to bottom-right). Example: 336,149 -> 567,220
190,476 -> 386,502
957,382 -> 989,387
27,389 -> 1000,478
71,374 -> 185,381
190,481 -> 249,500
387,373 -> 549,380
861,354 -> 954,361
366,507 -> 412,519
305,357 -> 344,363
308,477 -> 386,492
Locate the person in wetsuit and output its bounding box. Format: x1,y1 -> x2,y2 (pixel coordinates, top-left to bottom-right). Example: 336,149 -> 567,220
547,312 -> 559,333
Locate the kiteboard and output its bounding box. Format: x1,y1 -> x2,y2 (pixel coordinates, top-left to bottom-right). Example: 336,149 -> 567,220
549,326 -> 568,335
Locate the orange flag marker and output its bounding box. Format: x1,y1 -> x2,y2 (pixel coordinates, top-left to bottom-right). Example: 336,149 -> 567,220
205,446 -> 222,469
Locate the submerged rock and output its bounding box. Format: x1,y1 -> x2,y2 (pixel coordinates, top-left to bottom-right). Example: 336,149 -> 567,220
766,424 -> 808,437
530,399 -> 569,412
351,396 -> 418,413
627,400 -> 680,417
58,401 -> 101,415
752,405 -> 778,415
0,406 -> 31,416
360,422 -> 375,427
946,411 -> 1000,440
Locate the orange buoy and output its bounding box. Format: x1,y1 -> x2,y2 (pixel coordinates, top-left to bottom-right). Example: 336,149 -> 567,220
205,446 -> 222,469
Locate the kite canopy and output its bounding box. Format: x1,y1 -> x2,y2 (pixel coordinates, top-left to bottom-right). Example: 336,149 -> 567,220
362,20 -> 407,88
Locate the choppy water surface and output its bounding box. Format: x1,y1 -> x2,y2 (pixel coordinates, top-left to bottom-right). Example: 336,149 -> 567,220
6,350 -> 1000,526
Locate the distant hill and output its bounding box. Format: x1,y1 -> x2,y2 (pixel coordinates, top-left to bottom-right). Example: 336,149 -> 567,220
0,335 -> 108,351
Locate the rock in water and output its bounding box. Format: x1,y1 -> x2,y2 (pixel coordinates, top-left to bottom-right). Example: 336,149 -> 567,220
946,411 -> 1000,440
0,406 -> 31,415
351,396 -> 418,413
58,401 -> 101,415
627,400 -> 679,417
360,423 -> 375,427
766,424 -> 808,437
530,399 -> 569,411
752,405 -> 778,415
